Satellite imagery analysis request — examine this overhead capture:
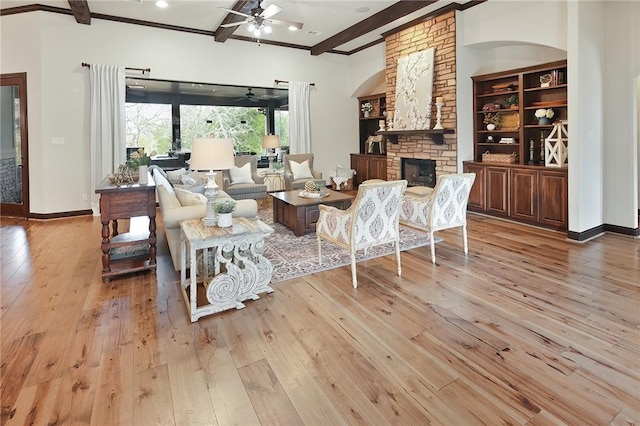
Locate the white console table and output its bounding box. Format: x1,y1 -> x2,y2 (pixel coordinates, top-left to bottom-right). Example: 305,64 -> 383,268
179,217 -> 274,322
260,170 -> 285,192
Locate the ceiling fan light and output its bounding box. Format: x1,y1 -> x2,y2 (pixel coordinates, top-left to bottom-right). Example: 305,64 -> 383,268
247,23 -> 256,32
253,28 -> 261,37
263,25 -> 273,34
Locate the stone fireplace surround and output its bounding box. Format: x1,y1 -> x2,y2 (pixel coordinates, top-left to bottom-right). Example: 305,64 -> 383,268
382,11 -> 458,183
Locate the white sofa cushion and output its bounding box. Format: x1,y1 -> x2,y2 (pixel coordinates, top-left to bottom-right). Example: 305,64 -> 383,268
230,162 -> 254,184
289,159 -> 313,180
157,184 -> 181,210
166,168 -> 187,184
174,187 -> 207,206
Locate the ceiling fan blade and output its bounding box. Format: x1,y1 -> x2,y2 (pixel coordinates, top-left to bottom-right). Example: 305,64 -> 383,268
220,21 -> 247,28
261,4 -> 281,19
266,18 -> 303,30
218,8 -> 251,18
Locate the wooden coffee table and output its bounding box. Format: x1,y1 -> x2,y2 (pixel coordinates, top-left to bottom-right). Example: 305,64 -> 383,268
270,189 -> 354,236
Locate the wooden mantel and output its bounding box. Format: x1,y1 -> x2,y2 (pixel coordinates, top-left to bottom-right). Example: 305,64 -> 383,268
377,128 -> 455,145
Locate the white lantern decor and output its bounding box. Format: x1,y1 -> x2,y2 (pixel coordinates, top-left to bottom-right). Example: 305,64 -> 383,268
545,120 -> 568,167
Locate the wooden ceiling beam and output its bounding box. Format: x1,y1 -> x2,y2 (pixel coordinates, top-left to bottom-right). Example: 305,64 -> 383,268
214,0 -> 256,43
67,0 -> 91,25
310,1 -> 436,56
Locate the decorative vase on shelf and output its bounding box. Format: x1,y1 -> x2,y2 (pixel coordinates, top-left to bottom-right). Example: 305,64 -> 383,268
138,165 -> 149,185
364,111 -> 370,118
217,213 -> 233,228
538,118 -> 550,125
486,123 -> 496,131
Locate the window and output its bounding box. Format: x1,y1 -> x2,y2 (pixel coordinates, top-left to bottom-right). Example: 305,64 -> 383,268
274,109 -> 289,147
180,105 -> 266,153
125,103 -> 172,154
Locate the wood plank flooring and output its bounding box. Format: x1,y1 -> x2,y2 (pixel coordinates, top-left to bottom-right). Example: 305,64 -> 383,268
1,211 -> 638,425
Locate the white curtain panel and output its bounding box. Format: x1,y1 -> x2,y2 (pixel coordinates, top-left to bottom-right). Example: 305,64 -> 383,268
89,64 -> 126,213
288,81 -> 312,154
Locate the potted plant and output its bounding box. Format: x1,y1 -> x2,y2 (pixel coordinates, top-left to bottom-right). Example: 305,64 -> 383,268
214,199 -> 236,227
361,102 -> 374,118
504,94 -> 519,110
535,108 -> 554,125
127,147 -> 157,184
483,112 -> 501,131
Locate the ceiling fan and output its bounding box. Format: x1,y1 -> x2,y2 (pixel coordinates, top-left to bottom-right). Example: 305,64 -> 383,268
220,1 -> 304,38
235,88 -> 260,102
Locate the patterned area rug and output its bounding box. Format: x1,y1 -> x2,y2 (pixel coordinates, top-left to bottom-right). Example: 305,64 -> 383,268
259,208 -> 438,283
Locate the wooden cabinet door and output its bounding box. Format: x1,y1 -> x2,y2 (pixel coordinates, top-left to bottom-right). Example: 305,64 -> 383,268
510,168 -> 538,222
350,154 -> 369,186
539,169 -> 568,229
464,162 -> 486,210
486,167 -> 509,215
369,157 -> 387,180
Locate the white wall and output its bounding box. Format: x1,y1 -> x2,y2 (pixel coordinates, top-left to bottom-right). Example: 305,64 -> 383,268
602,1 -> 639,229
1,11 -> 358,214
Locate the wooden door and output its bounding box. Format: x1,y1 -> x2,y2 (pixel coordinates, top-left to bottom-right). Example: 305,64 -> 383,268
510,168 -> 538,222
350,154 -> 369,186
1,73 -> 29,218
485,167 -> 509,215
539,169 -> 568,229
369,156 -> 387,180
464,162 -> 485,211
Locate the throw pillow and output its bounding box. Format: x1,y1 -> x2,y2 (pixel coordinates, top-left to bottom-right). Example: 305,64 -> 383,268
230,162 -> 254,184
157,185 -> 181,209
289,159 -> 313,180
335,164 -> 354,178
174,187 -> 207,206
166,168 -> 187,185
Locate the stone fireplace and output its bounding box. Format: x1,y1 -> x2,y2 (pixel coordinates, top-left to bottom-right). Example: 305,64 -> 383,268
382,11 -> 458,183
401,158 -> 436,187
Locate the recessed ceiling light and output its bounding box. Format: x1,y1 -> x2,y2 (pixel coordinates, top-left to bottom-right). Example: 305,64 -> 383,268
156,1 -> 168,8
356,6 -> 370,13
288,25 -> 298,31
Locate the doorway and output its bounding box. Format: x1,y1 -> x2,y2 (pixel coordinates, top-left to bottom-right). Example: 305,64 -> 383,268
1,73 -> 29,218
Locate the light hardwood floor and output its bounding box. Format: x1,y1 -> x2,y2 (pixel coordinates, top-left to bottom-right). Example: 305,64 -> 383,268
1,211 -> 638,425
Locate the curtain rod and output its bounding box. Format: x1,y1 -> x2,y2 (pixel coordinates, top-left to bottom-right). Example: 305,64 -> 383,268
274,79 -> 315,87
82,63 -> 151,74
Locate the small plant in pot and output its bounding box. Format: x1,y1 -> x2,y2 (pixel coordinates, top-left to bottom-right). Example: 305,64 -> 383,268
504,94 -> 519,109
214,199 -> 236,227
483,112 -> 501,131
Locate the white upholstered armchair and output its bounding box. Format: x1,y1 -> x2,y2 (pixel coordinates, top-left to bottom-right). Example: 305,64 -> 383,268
399,173 -> 476,264
316,179 -> 408,288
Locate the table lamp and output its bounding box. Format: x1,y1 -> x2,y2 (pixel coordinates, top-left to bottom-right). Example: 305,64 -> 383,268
262,134 -> 280,170
189,138 -> 235,226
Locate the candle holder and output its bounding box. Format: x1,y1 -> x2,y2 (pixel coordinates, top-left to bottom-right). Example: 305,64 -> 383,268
387,111 -> 394,130
433,102 -> 444,130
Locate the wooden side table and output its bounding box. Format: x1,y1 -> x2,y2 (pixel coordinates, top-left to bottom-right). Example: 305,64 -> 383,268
180,217 -> 274,322
95,172 -> 157,281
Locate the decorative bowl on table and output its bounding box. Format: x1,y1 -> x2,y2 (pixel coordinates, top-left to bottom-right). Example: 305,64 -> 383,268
299,180 -> 329,198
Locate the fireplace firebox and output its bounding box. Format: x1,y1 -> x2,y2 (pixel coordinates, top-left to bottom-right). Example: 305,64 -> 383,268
401,158 -> 436,188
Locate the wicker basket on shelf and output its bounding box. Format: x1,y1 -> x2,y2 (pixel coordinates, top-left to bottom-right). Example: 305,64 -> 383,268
482,151 -> 518,164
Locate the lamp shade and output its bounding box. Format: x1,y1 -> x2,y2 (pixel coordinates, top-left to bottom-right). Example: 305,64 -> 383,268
262,134 -> 281,149
190,138 -> 235,171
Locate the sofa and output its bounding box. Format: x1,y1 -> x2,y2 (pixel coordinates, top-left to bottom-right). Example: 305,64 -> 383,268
151,166 -> 258,271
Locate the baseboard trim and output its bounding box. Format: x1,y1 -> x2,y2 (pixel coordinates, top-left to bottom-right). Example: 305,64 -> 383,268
568,223 -> 639,241
604,223 -> 639,237
567,225 -> 605,242
29,209 -> 93,220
